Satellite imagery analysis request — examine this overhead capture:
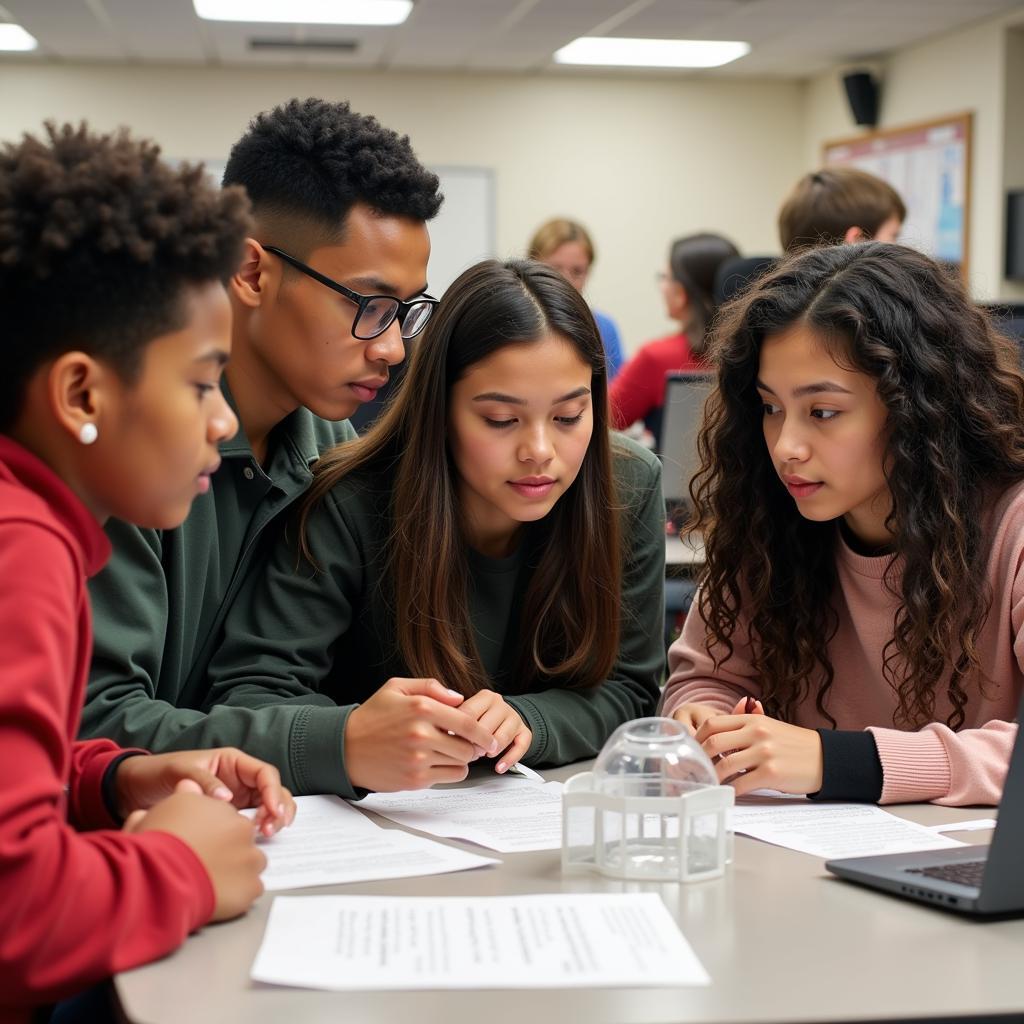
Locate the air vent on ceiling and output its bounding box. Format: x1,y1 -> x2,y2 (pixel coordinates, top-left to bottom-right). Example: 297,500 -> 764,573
249,38 -> 359,52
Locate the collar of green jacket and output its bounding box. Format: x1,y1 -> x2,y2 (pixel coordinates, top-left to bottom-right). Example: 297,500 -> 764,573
217,378 -> 339,479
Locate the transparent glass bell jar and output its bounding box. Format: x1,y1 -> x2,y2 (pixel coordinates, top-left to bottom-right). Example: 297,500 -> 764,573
562,716 -> 733,882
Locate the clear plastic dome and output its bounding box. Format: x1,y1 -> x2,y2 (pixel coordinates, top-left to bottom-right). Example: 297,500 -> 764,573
562,717 -> 732,882
591,716 -> 719,800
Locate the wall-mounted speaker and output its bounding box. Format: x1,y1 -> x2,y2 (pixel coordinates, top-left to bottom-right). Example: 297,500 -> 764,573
843,71 -> 879,128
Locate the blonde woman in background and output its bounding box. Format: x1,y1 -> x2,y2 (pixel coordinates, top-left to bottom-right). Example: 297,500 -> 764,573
528,217 -> 625,379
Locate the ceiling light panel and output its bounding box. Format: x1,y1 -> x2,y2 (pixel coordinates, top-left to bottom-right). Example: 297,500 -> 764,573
193,0 -> 412,26
0,23 -> 38,51
554,37 -> 750,68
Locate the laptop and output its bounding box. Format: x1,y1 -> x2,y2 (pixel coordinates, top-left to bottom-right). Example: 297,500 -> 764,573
658,371 -> 714,524
825,693 -> 1024,916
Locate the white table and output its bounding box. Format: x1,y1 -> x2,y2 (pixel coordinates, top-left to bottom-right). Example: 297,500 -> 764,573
116,764 -> 1022,1024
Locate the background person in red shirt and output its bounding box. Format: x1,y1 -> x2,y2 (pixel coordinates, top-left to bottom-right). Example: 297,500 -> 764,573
610,232 -> 739,444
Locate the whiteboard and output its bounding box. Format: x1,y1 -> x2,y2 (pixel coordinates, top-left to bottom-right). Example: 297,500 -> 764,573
427,166 -> 496,296
193,159 -> 494,296
823,113 -> 971,277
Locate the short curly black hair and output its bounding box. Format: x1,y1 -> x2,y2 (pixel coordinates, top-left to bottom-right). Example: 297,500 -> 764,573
222,97 -> 442,253
0,121 -> 252,432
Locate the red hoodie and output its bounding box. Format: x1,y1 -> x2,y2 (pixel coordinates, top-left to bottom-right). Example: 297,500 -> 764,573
0,436 -> 213,1022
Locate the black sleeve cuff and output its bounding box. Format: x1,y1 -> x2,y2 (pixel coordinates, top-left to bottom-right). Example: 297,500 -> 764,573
808,729 -> 883,803
100,752 -> 147,824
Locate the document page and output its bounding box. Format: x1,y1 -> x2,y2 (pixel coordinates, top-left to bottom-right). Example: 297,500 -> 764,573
359,778 -> 565,852
731,801 -> 966,859
248,795 -> 498,890
927,818 -> 997,833
251,893 -> 709,990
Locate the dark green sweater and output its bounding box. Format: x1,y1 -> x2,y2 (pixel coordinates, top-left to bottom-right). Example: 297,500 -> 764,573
205,434 -> 665,797
80,385 -> 356,751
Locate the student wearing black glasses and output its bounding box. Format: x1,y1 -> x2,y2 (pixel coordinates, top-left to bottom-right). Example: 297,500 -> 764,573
77,99 -> 487,771
260,244 -> 438,348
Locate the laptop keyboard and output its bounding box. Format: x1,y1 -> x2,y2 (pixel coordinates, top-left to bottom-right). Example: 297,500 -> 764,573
906,860 -> 986,887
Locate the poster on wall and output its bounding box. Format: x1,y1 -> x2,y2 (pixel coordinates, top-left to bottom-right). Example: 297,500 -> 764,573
823,112 -> 971,278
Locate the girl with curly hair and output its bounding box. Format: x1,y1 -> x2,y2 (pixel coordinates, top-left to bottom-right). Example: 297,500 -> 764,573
662,242 -> 1024,806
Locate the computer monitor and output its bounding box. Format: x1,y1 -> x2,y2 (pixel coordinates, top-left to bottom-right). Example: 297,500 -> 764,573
982,301 -> 1024,356
658,371 -> 715,506
1006,190 -> 1024,281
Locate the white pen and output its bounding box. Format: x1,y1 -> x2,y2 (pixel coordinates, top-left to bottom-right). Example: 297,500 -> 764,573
447,730 -> 543,781
508,762 -> 545,783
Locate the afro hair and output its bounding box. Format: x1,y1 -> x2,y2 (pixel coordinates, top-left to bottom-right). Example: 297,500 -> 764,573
0,121 -> 252,430
222,97 -> 442,252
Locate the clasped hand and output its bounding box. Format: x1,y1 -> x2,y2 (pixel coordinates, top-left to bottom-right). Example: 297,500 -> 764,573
116,747 -> 297,921
346,678 -> 533,792
673,697 -> 823,796
116,746 -> 296,836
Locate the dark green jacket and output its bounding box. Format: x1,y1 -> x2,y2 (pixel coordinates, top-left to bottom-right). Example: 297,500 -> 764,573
80,385 -> 356,752
205,434 -> 666,797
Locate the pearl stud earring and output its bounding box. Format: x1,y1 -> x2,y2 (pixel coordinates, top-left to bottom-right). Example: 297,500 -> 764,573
79,422 -> 98,445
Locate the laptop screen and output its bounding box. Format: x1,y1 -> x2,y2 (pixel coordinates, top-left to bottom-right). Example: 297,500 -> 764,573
658,371 -> 715,507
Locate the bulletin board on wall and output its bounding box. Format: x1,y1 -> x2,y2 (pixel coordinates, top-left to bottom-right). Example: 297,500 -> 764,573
823,112 -> 972,279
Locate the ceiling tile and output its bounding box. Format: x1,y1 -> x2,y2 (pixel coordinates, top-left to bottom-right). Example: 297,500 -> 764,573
2,0 -> 127,58
1,0 -> 1022,77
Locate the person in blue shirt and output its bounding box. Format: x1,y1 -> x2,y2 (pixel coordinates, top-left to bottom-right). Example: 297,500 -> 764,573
529,217 -> 625,379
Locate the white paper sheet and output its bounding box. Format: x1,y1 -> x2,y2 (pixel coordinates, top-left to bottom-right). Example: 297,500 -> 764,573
248,795 -> 498,890
251,893 -> 709,991
928,817 -> 997,834
359,778 -> 566,852
730,800 -> 966,859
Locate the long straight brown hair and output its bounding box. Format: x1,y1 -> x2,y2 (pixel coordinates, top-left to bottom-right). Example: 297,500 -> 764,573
298,258 -> 622,696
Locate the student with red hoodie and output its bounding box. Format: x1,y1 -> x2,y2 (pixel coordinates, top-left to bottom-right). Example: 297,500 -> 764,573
0,122 -> 295,1023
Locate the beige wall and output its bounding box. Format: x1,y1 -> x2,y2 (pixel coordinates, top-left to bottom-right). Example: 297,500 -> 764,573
2,9 -> 1020,350
0,62 -> 805,352
803,7 -> 1024,300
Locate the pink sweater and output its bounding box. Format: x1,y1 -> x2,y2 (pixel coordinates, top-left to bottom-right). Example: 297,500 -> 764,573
662,482 -> 1024,806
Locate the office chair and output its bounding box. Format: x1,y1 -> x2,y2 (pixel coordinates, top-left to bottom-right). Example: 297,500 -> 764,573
713,255 -> 777,306
981,302 -> 1024,363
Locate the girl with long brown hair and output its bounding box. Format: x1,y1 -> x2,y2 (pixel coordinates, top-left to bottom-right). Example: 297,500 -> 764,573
209,258 -> 663,797
663,242 -> 1024,806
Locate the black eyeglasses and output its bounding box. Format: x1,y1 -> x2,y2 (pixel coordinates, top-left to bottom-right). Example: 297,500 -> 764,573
262,245 -> 438,341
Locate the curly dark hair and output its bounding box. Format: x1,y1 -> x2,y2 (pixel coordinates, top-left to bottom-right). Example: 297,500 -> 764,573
222,97 -> 442,253
691,242 -> 1024,731
0,121 -> 252,432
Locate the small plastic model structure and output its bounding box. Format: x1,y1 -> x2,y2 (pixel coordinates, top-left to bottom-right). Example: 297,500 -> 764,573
562,717 -> 733,882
